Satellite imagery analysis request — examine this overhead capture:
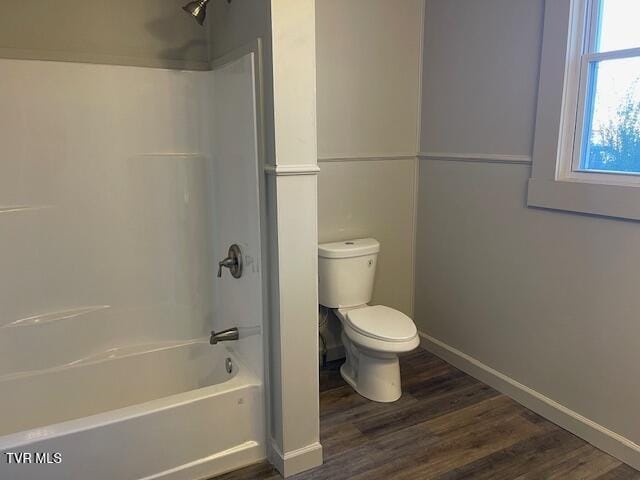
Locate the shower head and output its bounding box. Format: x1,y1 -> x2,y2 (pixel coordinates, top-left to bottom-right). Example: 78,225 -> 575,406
182,0 -> 210,26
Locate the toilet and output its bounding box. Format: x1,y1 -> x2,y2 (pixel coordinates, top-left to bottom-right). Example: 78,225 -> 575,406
318,238 -> 419,402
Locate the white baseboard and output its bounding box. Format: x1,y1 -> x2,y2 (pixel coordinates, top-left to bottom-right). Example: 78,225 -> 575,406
268,440 -> 323,478
418,331 -> 640,470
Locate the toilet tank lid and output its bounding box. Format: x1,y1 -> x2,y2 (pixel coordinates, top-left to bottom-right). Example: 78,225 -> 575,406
318,238 -> 380,259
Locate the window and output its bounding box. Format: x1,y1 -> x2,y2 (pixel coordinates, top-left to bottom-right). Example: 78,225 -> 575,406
527,0 -> 640,221
575,0 -> 640,175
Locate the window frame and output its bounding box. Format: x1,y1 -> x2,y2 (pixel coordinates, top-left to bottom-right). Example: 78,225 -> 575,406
528,0 -> 640,221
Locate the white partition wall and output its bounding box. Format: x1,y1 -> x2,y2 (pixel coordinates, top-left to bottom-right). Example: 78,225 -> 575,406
265,0 -> 322,476
209,1 -> 323,476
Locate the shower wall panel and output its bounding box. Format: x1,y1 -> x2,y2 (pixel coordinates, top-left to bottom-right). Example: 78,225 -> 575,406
0,59 -> 214,379
209,54 -> 264,379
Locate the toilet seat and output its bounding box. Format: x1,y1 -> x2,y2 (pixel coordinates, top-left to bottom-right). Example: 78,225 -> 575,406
345,305 -> 417,342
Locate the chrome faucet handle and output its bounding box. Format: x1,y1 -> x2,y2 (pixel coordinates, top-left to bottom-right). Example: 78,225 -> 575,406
217,244 -> 243,278
217,257 -> 236,277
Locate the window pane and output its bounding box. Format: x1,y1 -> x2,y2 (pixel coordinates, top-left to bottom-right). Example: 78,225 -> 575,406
581,56 -> 640,173
596,0 -> 640,52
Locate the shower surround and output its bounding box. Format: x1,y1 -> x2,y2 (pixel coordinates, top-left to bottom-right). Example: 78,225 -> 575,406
0,52 -> 266,480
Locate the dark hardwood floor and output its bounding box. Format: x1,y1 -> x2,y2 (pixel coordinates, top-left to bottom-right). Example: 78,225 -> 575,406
217,349 -> 640,480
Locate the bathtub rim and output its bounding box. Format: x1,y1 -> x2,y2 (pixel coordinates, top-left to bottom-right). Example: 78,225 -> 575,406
0,347 -> 261,451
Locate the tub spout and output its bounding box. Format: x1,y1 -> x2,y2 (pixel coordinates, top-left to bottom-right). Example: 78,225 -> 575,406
210,327 -> 239,345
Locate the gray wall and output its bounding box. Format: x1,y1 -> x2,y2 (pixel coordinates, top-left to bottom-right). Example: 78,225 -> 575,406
316,0 -> 423,317
208,0 -> 269,60
0,0 -> 209,69
416,0 -> 640,448
209,1 -> 322,471
318,159 -> 417,315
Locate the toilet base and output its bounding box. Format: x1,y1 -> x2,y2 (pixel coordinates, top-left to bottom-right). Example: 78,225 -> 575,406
340,333 -> 402,403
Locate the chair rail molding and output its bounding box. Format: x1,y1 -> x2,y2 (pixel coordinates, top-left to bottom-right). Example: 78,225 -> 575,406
418,152 -> 532,165
264,164 -> 320,176
318,153 -> 417,163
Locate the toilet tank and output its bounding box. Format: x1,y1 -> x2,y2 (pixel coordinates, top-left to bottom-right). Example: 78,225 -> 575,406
318,238 -> 380,308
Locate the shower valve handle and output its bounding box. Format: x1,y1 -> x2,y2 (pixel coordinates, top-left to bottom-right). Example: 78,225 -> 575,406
217,258 -> 234,277
217,244 -> 243,279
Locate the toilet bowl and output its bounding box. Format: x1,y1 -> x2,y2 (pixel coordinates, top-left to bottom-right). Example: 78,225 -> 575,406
335,305 -> 419,402
318,238 -> 419,402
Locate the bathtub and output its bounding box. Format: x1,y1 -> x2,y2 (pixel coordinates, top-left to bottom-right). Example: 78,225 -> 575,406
0,341 -> 265,480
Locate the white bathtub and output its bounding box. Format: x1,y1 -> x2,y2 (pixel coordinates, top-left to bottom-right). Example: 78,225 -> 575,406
0,341 -> 265,480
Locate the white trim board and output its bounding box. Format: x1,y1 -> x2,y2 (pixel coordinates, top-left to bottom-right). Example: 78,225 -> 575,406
318,154 -> 416,163
418,331 -> 640,470
418,152 -> 532,165
268,440 -> 323,478
316,153 -> 532,165
264,164 -> 320,176
409,156 -> 419,319
415,0 -> 427,158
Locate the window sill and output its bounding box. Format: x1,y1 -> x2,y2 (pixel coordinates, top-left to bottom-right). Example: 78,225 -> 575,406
527,177 -> 640,221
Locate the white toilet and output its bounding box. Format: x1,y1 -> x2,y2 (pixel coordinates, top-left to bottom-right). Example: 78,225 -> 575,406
318,238 -> 419,402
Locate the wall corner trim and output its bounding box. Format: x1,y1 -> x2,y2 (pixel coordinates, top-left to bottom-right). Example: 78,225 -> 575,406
418,152 -> 532,165
418,331 -> 640,471
269,440 -> 323,478
264,164 -> 320,176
